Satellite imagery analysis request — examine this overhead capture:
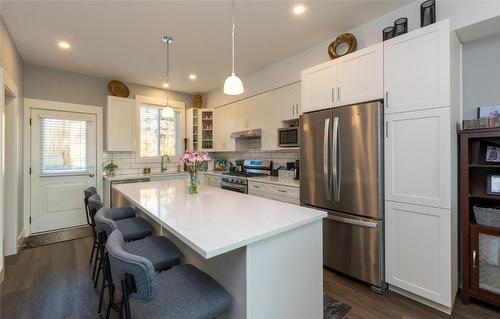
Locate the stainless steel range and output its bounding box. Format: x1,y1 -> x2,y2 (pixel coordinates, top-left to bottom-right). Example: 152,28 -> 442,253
221,160 -> 272,193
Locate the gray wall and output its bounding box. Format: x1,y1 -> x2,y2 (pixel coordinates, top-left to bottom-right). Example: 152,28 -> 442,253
24,64 -> 195,109
0,16 -> 24,237
462,33 -> 500,120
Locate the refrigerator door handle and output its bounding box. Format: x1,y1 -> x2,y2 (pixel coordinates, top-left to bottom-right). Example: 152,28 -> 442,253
332,117 -> 339,201
336,118 -> 341,202
326,214 -> 379,228
323,118 -> 331,201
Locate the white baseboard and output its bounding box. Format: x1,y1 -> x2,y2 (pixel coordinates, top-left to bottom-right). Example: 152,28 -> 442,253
389,285 -> 454,315
16,229 -> 26,252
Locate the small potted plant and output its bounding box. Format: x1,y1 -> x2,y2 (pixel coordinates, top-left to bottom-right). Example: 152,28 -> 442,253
179,150 -> 211,194
103,160 -> 118,177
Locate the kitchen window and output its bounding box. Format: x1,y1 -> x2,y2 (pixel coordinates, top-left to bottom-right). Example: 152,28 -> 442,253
137,96 -> 185,159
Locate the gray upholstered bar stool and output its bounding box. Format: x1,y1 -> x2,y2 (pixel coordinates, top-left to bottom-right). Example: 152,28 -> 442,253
94,207 -> 182,272
106,230 -> 231,319
94,207 -> 182,315
83,187 -> 99,269
87,193 -> 153,241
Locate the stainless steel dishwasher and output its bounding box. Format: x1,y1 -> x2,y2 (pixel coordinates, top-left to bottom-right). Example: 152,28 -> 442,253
110,178 -> 150,208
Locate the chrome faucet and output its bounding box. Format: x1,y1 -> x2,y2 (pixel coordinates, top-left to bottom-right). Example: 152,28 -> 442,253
161,154 -> 170,173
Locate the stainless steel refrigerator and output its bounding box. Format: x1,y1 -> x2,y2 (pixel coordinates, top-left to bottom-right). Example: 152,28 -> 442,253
300,101 -> 385,291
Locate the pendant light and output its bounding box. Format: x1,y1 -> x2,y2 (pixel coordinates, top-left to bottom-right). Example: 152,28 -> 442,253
161,35 -> 175,116
223,0 -> 244,95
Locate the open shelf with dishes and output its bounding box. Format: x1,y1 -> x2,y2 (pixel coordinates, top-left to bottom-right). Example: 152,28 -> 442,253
460,128 -> 500,307
186,108 -> 214,152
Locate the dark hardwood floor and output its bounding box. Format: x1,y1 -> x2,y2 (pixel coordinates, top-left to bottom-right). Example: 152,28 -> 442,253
1,237 -> 499,319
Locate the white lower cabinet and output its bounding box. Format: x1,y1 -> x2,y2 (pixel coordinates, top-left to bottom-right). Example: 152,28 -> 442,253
385,201 -> 453,307
248,181 -> 299,205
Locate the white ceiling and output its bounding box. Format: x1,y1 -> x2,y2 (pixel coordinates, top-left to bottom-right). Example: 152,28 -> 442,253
2,1 -> 410,94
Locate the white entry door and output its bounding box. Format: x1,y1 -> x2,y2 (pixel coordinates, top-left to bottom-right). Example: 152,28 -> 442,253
30,109 -> 97,233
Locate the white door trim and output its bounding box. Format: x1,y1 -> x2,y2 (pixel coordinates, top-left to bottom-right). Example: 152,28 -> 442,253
3,69 -> 20,256
23,98 -> 103,236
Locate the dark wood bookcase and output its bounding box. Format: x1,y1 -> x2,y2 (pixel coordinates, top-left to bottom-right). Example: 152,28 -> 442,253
459,128 -> 500,307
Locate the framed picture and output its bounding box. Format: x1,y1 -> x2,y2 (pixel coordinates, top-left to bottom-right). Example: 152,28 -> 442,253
486,145 -> 500,162
478,106 -> 500,119
487,175 -> 500,195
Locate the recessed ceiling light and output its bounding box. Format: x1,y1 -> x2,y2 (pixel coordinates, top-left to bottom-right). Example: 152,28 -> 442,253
189,74 -> 197,80
293,4 -> 306,15
58,41 -> 71,49
163,82 -> 169,88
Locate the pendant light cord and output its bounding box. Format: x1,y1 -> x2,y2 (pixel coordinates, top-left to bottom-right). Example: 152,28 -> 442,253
166,40 -> 170,106
231,0 -> 235,75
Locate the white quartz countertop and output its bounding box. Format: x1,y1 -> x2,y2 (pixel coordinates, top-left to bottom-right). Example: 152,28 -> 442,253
113,180 -> 325,259
103,172 -> 187,181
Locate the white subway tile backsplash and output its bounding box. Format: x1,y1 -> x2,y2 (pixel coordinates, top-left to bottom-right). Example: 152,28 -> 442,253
103,152 -> 180,175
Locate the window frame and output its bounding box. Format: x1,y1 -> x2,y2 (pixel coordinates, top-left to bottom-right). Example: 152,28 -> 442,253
135,95 -> 185,163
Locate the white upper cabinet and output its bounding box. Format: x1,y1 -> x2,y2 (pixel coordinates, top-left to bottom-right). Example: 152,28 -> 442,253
236,100 -> 249,130
214,104 -> 236,151
106,96 -> 136,152
301,61 -> 337,113
337,43 -> 383,106
261,90 -> 282,150
301,42 -> 384,113
385,107 -> 451,209
384,20 -> 450,114
280,82 -> 301,121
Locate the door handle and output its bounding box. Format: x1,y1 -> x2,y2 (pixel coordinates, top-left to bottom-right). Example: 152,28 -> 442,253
89,173 -> 95,177
336,118 -> 341,202
385,91 -> 389,108
385,121 -> 390,138
323,118 -> 331,201
472,250 -> 477,269
337,87 -> 341,101
332,117 -> 339,201
326,214 -> 378,228
331,88 -> 335,102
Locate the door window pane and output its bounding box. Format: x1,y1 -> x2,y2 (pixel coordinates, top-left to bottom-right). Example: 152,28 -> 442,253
40,118 -> 88,175
479,233 -> 500,294
139,105 -> 180,157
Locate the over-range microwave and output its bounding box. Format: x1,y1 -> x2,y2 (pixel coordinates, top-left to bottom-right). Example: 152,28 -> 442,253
278,127 -> 299,147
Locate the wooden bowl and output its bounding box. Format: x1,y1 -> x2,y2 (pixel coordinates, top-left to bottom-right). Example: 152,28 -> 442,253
108,80 -> 130,98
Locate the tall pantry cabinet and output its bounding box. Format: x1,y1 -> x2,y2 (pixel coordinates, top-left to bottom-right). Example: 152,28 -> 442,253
383,20 -> 461,313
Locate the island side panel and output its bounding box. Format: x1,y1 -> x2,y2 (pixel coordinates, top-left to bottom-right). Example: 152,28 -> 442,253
136,208 -> 247,319
246,219 -> 323,319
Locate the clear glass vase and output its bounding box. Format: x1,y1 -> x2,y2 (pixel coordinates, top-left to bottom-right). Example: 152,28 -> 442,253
187,170 -> 199,194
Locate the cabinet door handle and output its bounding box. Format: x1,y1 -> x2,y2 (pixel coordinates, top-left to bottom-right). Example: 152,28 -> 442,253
292,104 -> 295,116
278,189 -> 287,193
253,185 -> 261,188
331,88 -> 335,102
385,121 -> 390,138
337,87 -> 341,101
385,91 -> 389,108
472,250 -> 477,269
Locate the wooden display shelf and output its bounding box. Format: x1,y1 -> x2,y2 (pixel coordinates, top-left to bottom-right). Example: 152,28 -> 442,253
460,128 -> 500,307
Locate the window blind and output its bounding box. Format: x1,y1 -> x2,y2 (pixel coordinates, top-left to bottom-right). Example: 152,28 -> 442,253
139,105 -> 179,157
40,118 -> 88,175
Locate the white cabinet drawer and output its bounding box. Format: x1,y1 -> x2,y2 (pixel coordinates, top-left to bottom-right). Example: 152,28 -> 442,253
248,181 -> 299,205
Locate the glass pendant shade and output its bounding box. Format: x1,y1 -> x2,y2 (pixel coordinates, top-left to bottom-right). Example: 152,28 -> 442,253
224,73 -> 244,95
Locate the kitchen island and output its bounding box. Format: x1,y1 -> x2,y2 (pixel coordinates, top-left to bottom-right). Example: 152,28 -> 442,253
112,180 -> 326,319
